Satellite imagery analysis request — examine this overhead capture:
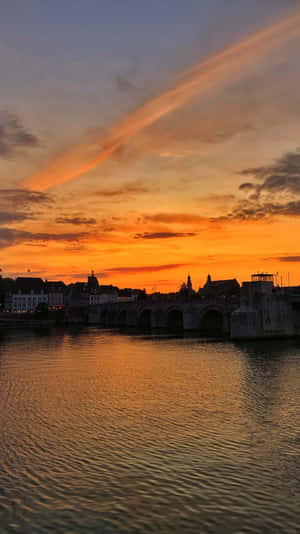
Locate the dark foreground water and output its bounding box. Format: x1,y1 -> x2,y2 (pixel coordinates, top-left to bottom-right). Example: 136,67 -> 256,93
0,328 -> 299,534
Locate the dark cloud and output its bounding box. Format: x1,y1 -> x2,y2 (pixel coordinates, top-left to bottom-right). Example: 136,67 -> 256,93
0,211 -> 33,224
238,182 -> 256,192
143,213 -> 206,224
239,149 -> 300,196
143,198 -> 300,225
0,112 -> 39,156
223,199 -> 300,221
0,188 -> 51,207
229,149 -> 300,220
134,231 -> 196,239
56,216 -> 97,226
105,263 -> 190,274
0,188 -> 53,226
95,180 -> 149,198
276,256 -> 300,262
25,243 -> 47,247
240,166 -> 265,178
54,271 -> 107,279
0,227 -> 89,250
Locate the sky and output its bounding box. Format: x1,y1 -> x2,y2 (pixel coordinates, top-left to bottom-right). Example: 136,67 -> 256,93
1,0 -> 300,291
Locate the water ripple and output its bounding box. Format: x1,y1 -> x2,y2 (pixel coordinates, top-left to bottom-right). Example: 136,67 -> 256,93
0,330 -> 299,533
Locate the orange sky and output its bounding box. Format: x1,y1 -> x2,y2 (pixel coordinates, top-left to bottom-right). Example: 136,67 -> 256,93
2,3 -> 300,291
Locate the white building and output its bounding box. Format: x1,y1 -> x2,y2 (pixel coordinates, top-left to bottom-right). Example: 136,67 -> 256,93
89,292 -> 118,305
89,283 -> 119,305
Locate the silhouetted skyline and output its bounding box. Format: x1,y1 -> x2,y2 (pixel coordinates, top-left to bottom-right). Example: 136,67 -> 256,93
1,1 -> 300,290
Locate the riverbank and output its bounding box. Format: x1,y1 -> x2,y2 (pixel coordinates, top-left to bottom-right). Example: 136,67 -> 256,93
0,311 -> 62,328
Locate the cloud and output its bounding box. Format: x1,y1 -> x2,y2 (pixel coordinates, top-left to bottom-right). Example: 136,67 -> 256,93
143,213 -> 207,225
134,231 -> 196,239
0,188 -> 53,227
95,180 -> 150,198
238,182 -> 256,192
239,149 -> 300,195
56,216 -> 97,225
0,227 -> 89,250
0,188 -> 51,208
275,256 -> 300,262
221,199 -> 300,221
231,149 -> 300,220
105,263 -> 190,274
53,271 -> 108,280
142,196 -> 300,224
0,112 -> 39,156
25,243 -> 47,247
0,211 -> 34,224
105,110 -> 254,165
25,8 -> 300,190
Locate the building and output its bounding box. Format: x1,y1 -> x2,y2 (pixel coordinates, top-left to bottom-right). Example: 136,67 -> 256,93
201,274 -> 240,298
46,281 -> 66,309
11,277 -> 48,313
179,275 -> 195,296
89,284 -> 119,305
87,270 -> 99,293
64,283 -> 89,323
118,288 -> 146,301
231,273 -> 295,339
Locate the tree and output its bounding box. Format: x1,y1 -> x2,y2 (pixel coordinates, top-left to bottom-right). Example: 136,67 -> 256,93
35,302 -> 49,318
0,277 -> 14,308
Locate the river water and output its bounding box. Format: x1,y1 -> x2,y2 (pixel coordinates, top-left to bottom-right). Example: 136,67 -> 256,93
0,328 -> 299,533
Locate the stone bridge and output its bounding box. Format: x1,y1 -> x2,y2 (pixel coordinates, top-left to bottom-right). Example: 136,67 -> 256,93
88,295 -> 239,336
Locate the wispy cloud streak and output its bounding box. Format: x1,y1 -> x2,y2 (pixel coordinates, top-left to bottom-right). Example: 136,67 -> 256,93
25,8 -> 300,191
105,264 -> 189,274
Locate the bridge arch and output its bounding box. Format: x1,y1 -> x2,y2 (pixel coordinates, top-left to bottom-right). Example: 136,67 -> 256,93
166,307 -> 184,331
138,308 -> 152,330
118,309 -> 127,328
100,308 -> 107,326
199,306 -> 225,336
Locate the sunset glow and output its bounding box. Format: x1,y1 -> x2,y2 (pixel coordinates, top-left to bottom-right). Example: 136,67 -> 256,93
2,1 -> 300,289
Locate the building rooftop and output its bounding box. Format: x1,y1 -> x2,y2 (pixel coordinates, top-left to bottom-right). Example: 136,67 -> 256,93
46,281 -> 66,291
14,277 -> 45,293
202,276 -> 240,297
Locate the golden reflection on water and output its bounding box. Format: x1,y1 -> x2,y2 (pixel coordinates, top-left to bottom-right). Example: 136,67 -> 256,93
0,329 -> 299,533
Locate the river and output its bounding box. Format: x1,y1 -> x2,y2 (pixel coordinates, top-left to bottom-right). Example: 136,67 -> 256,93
0,328 -> 299,533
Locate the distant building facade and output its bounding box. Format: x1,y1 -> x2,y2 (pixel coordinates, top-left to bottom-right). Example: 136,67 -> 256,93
88,273 -> 119,305
87,270 -> 99,293
46,281 -> 66,309
231,273 -> 296,339
64,283 -> 89,323
201,274 -> 240,298
11,277 -> 48,313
